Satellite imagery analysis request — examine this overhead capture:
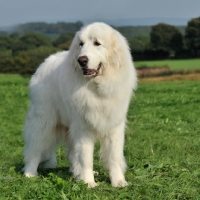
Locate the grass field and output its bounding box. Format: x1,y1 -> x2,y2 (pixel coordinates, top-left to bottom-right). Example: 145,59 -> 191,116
0,75 -> 200,199
135,59 -> 200,70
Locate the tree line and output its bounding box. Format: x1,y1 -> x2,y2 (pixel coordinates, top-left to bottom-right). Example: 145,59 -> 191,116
0,17 -> 200,75
132,18 -> 200,60
0,31 -> 76,75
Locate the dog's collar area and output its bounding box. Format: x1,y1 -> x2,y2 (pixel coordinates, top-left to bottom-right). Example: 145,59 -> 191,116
81,63 -> 101,76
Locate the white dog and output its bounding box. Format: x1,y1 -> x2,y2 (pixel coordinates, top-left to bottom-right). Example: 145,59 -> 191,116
22,22 -> 137,188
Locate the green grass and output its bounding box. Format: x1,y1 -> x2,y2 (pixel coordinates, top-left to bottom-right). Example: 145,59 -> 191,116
135,59 -> 200,70
0,75 -> 200,199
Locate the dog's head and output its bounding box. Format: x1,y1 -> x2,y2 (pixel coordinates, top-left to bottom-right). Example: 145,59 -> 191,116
70,22 -> 132,77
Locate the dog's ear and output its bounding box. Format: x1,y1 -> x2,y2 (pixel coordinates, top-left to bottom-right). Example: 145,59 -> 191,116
68,31 -> 81,68
69,31 -> 80,51
109,30 -> 132,69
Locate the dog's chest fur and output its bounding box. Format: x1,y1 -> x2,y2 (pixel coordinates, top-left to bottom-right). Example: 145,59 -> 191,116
70,84 -> 122,132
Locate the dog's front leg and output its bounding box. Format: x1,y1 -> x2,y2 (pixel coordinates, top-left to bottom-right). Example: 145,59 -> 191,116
100,122 -> 128,187
67,124 -> 97,188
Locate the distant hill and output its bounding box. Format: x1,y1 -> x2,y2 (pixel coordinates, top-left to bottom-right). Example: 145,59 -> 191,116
13,22 -> 155,39
0,20 -> 186,40
82,17 -> 190,26
15,21 -> 83,34
116,25 -> 185,40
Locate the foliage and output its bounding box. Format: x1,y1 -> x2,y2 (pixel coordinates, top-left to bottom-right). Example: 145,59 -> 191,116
0,35 -> 13,51
0,19 -> 199,74
0,33 -> 58,75
116,26 -> 152,40
12,33 -> 51,55
150,23 -> 183,54
0,46 -> 58,75
129,35 -> 150,51
16,21 -> 83,34
53,32 -> 75,50
0,75 -> 200,199
185,17 -> 200,57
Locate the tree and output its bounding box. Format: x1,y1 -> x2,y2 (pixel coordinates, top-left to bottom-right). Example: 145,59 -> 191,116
20,33 -> 50,49
16,46 -> 57,75
53,33 -> 74,50
12,33 -> 50,55
0,35 -> 13,51
185,17 -> 200,57
129,35 -> 150,52
150,23 -> 183,55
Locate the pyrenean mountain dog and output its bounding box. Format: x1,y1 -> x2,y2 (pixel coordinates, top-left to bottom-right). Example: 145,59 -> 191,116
22,22 -> 137,187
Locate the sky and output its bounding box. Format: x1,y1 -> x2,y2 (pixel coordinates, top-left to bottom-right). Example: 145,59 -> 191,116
0,0 -> 200,27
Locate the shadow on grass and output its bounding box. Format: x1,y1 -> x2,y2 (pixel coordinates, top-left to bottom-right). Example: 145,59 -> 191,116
14,162 -> 24,174
38,167 -> 71,179
14,162 -> 111,185
14,162 -> 71,179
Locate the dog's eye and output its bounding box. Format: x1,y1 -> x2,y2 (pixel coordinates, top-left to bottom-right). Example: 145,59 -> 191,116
79,41 -> 84,46
94,41 -> 101,46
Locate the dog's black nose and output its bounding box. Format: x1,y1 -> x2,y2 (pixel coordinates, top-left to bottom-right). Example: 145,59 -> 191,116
78,56 -> 88,67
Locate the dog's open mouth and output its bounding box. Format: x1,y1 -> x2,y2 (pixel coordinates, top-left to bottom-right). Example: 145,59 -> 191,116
82,64 -> 101,76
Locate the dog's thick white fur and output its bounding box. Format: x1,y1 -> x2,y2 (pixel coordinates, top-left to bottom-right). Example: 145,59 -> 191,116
22,22 -> 137,188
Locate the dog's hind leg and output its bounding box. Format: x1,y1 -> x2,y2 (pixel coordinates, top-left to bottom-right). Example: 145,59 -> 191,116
41,143 -> 57,169
42,124 -> 68,169
22,110 -> 56,177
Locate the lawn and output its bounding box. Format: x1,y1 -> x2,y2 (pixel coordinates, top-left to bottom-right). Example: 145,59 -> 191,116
0,75 -> 200,199
135,59 -> 200,70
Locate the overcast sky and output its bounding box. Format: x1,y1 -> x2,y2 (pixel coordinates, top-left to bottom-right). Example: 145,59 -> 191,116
0,0 -> 200,27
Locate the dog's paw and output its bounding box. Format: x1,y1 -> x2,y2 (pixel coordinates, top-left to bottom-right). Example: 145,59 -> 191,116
21,167 -> 38,177
111,180 -> 128,187
24,172 -> 38,178
87,182 -> 98,188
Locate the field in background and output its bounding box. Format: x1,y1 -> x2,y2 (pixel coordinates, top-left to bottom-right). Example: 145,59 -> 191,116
135,59 -> 200,70
134,59 -> 200,81
0,75 -> 200,199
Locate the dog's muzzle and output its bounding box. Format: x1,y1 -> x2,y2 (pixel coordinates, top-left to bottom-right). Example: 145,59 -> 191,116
78,56 -> 101,76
